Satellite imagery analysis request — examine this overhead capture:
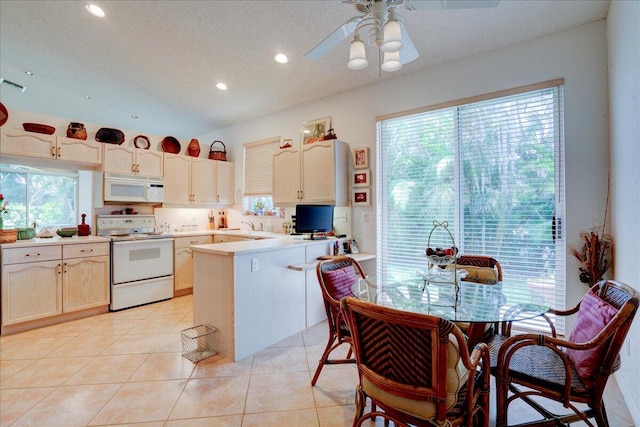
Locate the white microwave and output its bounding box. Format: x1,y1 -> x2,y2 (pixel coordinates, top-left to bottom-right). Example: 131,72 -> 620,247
104,173 -> 164,203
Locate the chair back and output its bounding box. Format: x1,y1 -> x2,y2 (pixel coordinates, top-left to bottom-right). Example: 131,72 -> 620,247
316,256 -> 367,330
587,280 -> 638,389
341,296 -> 483,424
455,254 -> 503,283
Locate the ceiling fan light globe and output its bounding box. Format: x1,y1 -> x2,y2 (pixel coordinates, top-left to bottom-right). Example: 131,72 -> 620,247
382,51 -> 402,72
348,38 -> 368,70
382,20 -> 403,52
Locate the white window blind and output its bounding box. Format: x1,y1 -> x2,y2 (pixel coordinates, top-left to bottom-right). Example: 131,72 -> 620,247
244,137 -> 279,196
377,81 -> 566,334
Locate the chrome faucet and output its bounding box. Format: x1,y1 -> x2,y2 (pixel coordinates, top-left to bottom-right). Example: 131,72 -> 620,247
241,220 -> 256,231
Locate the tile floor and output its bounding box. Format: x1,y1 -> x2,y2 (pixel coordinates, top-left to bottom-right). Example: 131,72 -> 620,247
0,295 -> 634,426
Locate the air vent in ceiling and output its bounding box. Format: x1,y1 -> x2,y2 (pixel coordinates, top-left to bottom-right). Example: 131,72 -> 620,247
0,78 -> 27,93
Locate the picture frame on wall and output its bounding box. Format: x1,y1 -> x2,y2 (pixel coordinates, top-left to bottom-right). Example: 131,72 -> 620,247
353,146 -> 369,169
353,169 -> 370,187
353,188 -> 370,206
301,116 -> 331,145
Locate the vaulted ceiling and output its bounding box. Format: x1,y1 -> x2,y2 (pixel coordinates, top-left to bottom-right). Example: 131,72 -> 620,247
0,1 -> 609,139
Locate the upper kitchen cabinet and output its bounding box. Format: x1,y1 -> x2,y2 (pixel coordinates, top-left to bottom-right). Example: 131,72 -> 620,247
103,144 -> 163,178
0,129 -> 102,165
163,153 -> 234,206
273,140 -> 349,206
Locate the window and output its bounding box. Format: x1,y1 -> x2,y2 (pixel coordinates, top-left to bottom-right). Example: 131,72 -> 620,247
377,80 -> 566,333
243,137 -> 279,215
0,164 -> 79,229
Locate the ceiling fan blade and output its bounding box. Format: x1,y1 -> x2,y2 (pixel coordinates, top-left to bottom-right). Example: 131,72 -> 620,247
399,25 -> 419,64
305,17 -> 361,61
403,0 -> 500,11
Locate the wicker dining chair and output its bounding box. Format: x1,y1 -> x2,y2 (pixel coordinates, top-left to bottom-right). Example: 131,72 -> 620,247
310,256 -> 368,386
341,296 -> 491,427
491,279 -> 638,427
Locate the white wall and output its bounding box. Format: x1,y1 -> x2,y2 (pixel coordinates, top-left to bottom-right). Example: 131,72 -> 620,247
206,20 -> 611,314
607,0 -> 640,423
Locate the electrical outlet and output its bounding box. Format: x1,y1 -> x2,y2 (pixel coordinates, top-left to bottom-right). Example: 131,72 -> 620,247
251,258 -> 259,272
363,212 -> 370,223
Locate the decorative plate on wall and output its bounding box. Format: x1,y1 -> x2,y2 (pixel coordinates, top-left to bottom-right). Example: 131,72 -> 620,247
134,135 -> 150,149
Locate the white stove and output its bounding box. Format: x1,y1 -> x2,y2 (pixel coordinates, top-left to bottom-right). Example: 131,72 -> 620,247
97,215 -> 174,311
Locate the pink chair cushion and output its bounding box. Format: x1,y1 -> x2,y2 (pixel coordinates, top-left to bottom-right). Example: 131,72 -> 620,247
322,266 -> 357,301
565,289 -> 618,386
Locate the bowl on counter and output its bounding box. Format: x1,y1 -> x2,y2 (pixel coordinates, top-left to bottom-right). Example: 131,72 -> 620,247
56,227 -> 78,238
0,229 -> 18,244
17,227 -> 36,240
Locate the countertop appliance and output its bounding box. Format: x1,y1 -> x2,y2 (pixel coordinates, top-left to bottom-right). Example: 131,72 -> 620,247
97,214 -> 174,310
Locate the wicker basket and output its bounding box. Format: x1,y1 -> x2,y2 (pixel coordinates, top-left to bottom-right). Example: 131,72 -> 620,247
208,140 -> 227,161
0,229 -> 18,244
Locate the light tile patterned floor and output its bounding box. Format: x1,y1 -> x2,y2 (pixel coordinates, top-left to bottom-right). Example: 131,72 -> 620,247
0,295 -> 634,426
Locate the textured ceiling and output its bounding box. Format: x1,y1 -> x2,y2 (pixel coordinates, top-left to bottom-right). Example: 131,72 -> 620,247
0,0 -> 609,139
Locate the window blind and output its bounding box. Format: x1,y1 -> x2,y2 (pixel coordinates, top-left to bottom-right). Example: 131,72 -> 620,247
243,137 -> 279,196
377,82 -> 566,333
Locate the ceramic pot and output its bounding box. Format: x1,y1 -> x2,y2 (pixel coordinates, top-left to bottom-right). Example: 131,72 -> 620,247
78,213 -> 91,236
67,122 -> 87,140
188,138 -> 201,157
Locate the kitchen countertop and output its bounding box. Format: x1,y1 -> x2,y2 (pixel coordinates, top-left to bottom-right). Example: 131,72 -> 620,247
0,235 -> 111,248
192,234 -> 338,256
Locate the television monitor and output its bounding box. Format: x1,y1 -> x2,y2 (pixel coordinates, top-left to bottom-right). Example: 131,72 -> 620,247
294,204 -> 334,240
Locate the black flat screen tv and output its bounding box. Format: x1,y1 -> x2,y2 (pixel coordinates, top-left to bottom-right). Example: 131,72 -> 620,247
295,204 -> 334,240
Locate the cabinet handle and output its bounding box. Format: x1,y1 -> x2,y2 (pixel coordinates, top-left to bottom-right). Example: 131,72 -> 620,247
131,164 -> 136,173
190,240 -> 198,244
57,146 -> 61,158
25,253 -> 41,257
64,262 -> 67,274
80,248 -> 94,253
135,164 -> 140,173
57,264 -> 62,275
51,146 -> 56,158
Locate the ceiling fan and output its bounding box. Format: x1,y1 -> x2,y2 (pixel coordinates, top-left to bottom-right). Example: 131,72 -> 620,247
305,0 -> 501,72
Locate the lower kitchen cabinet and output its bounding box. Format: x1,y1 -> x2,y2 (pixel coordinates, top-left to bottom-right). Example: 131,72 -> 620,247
174,235 -> 213,295
62,243 -> 110,312
1,241 -> 110,334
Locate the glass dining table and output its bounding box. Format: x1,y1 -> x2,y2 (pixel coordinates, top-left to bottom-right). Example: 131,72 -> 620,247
362,274 -> 550,349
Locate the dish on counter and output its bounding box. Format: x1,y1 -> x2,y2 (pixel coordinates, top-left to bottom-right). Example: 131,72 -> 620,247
23,122 -> 56,135
161,136 -> 181,154
56,227 -> 78,238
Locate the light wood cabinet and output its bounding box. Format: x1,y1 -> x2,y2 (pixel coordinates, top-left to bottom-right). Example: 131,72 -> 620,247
0,129 -> 102,165
174,235 -> 213,293
1,245 -> 63,326
163,153 -> 234,206
103,144 -> 163,177
273,140 -> 349,206
62,243 -> 110,312
1,242 -> 110,331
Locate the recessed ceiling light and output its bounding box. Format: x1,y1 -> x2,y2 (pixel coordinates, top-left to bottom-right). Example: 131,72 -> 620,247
274,53 -> 288,64
86,3 -> 105,18
216,82 -> 228,91
23,70 -> 34,76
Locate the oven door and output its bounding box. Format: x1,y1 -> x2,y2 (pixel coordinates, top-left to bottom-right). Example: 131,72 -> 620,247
112,238 -> 174,284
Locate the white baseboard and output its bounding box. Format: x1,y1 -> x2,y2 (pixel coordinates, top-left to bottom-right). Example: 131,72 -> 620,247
615,371 -> 640,426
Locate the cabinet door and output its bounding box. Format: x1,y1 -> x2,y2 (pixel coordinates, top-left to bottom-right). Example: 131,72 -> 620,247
0,129 -> 56,159
216,161 -> 234,205
63,255 -> 110,312
163,153 -> 192,204
302,142 -> 336,203
136,149 -> 164,177
1,260 -> 62,326
273,148 -> 301,205
57,136 -> 102,164
103,144 -> 136,174
175,247 -> 194,291
191,158 -> 216,205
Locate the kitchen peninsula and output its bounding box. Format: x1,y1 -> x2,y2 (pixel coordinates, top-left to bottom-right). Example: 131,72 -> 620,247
191,233 -> 372,361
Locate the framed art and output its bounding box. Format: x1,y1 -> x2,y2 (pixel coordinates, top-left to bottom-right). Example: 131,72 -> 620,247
301,116 -> 331,145
353,169 -> 370,187
353,188 -> 370,206
353,146 -> 369,169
